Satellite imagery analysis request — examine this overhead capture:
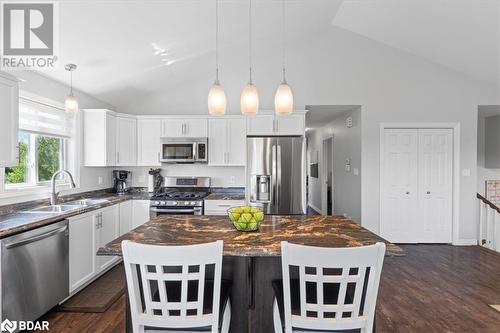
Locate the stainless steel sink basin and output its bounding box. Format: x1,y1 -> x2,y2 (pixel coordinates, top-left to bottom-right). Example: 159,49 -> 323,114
65,198 -> 109,206
23,204 -> 83,214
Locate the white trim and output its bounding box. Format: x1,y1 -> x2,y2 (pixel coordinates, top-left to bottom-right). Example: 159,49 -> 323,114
321,136 -> 334,216
379,122 -> 461,245
454,239 -> 477,246
308,202 -> 322,214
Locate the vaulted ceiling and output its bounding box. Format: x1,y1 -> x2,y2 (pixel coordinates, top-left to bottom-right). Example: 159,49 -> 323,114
35,0 -> 499,113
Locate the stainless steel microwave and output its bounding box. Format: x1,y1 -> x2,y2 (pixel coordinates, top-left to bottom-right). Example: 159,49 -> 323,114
160,137 -> 208,163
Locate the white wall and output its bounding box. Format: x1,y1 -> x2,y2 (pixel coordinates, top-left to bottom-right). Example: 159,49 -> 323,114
307,107 -> 361,222
0,71 -> 116,205
477,115 -> 500,195
126,165 -> 245,188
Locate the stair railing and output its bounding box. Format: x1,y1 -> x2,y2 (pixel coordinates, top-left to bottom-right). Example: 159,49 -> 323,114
477,193 -> 500,251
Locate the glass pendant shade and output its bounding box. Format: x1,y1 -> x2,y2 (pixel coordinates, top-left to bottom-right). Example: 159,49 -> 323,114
208,82 -> 227,115
274,82 -> 293,115
240,83 -> 259,115
65,94 -> 79,113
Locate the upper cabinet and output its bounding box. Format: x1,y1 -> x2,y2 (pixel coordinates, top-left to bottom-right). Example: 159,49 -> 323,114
116,116 -> 137,166
162,118 -> 207,138
246,111 -> 306,136
209,117 -> 246,166
137,118 -> 162,166
83,109 -> 137,167
0,73 -> 19,167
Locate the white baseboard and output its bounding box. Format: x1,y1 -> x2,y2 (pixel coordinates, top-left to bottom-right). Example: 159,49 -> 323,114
307,203 -> 322,215
453,239 -> 477,246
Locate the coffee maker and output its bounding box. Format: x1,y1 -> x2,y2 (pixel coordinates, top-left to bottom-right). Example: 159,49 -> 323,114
113,170 -> 131,194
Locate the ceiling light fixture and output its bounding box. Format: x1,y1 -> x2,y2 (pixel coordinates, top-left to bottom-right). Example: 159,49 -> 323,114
64,64 -> 78,113
208,0 -> 227,115
274,0 -> 293,115
240,0 -> 259,115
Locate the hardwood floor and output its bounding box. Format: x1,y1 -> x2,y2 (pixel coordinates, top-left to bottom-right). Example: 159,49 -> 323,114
35,245 -> 500,332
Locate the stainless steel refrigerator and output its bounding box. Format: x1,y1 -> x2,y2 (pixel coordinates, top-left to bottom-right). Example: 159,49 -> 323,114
247,136 -> 306,214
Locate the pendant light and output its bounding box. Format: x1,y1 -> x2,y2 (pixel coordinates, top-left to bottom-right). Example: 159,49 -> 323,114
240,0 -> 259,115
64,64 -> 79,113
274,0 -> 293,115
208,0 -> 227,115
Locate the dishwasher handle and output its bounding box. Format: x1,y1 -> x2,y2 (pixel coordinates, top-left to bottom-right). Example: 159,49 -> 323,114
5,225 -> 68,249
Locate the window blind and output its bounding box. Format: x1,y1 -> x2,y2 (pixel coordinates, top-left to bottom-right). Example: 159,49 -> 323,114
19,97 -> 73,138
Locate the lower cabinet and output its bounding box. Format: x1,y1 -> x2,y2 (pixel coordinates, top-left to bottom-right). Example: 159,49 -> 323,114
132,200 -> 151,228
204,200 -> 245,215
69,203 -> 121,293
119,200 -> 133,235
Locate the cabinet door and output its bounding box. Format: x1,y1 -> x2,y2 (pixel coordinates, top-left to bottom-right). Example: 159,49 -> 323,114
119,201 -> 133,235
137,119 -> 162,166
246,115 -> 274,136
132,200 -> 151,228
208,119 -> 227,165
0,75 -> 19,167
227,118 -> 246,165
116,117 -> 137,166
69,214 -> 95,292
204,200 -> 245,215
185,118 -> 208,137
106,113 -> 117,166
162,119 -> 184,137
95,206 -> 119,272
275,113 -> 305,135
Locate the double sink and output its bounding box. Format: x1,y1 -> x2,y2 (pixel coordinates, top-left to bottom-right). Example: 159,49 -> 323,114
22,198 -> 110,215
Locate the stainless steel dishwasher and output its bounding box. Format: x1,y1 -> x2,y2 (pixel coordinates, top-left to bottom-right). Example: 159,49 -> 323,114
1,220 -> 69,323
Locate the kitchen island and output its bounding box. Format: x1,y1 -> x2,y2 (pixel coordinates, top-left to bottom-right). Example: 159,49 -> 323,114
98,215 -> 402,332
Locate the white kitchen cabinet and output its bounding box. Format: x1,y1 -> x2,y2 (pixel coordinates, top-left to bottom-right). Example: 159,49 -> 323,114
208,117 -> 246,166
95,205 -> 120,273
68,212 -> 95,293
137,118 -> 162,166
116,116 -> 137,166
162,118 -> 207,138
132,200 -> 151,228
246,111 -> 306,136
204,200 -> 245,215
0,72 -> 19,167
83,109 -> 117,166
119,200 -> 133,235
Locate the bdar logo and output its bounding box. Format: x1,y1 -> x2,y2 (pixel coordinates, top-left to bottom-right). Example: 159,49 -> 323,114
0,319 -> 17,333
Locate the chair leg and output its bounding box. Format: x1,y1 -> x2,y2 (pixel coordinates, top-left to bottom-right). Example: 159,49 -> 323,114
273,298 -> 283,333
220,300 -> 231,333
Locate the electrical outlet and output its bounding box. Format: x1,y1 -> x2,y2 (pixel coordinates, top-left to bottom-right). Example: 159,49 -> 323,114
98,176 -> 103,185
353,168 -> 359,176
230,176 -> 236,184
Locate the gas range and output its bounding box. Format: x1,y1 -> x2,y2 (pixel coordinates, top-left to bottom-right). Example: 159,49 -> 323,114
150,177 -> 210,216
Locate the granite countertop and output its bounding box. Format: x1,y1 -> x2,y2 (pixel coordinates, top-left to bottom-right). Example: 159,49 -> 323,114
204,193 -> 246,201
98,215 -> 403,257
0,190 -> 152,239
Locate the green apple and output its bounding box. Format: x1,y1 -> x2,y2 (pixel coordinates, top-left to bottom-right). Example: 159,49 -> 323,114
253,212 -> 264,222
236,222 -> 247,230
247,222 -> 258,230
250,207 -> 261,214
242,206 -> 252,213
233,207 -> 243,214
229,212 -> 241,221
241,213 -> 253,222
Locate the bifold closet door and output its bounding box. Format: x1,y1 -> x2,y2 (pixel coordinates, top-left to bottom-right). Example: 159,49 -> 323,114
381,128 -> 453,243
417,129 -> 453,243
381,129 -> 419,243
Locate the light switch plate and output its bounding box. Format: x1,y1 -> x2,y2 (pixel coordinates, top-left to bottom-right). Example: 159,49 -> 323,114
98,176 -> 103,185
353,168 -> 359,176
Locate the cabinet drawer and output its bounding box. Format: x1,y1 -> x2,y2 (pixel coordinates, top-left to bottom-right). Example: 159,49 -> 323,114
204,200 -> 245,214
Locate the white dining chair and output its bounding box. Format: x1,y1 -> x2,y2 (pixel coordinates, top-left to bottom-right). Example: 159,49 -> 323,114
122,240 -> 231,333
273,242 -> 386,333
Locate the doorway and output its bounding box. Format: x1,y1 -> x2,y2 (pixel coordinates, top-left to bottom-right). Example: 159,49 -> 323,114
322,137 -> 334,216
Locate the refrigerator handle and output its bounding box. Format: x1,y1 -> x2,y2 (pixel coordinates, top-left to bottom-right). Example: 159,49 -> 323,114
272,145 -> 277,206
277,145 -> 281,207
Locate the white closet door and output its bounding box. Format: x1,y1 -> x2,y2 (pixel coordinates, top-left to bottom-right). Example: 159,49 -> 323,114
381,129 -> 419,243
417,129 -> 453,243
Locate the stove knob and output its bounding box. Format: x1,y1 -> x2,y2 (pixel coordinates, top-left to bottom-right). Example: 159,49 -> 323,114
191,201 -> 197,206
172,201 -> 177,206
155,201 -> 161,206
184,201 -> 189,206
161,201 -> 166,206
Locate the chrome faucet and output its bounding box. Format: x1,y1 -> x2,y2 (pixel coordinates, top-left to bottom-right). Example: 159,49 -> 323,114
50,170 -> 76,205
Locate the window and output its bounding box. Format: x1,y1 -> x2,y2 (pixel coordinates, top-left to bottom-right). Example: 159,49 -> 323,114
4,96 -> 73,188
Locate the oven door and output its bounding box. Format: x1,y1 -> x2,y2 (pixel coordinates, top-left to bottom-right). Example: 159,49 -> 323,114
150,207 -> 203,217
160,142 -> 196,163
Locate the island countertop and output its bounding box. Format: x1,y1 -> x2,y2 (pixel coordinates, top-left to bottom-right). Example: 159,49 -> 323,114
98,215 -> 403,257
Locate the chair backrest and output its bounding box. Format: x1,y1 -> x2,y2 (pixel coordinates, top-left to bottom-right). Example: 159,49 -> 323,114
280,241 -> 386,333
122,240 -> 223,333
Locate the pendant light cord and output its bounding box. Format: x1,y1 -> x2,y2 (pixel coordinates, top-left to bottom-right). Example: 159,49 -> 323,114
249,0 -> 253,84
70,70 -> 74,95
281,0 -> 286,83
215,0 -> 220,83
